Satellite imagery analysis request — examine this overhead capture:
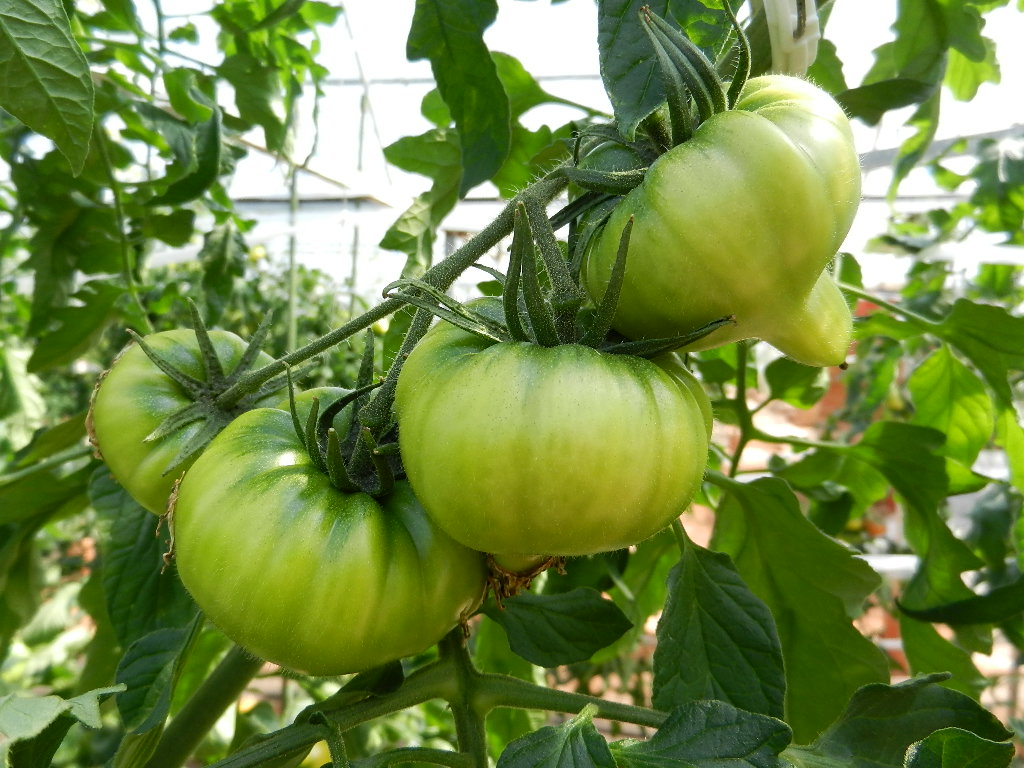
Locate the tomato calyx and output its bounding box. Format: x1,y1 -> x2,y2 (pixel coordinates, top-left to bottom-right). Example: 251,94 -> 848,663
486,554 -> 564,605
101,303 -> 296,479
283,332 -> 398,498
385,200 -> 733,360
640,3 -> 751,147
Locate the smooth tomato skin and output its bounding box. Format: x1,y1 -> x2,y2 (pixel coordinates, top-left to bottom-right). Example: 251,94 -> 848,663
394,304 -> 711,558
583,75 -> 859,367
172,404 -> 488,676
90,329 -> 277,515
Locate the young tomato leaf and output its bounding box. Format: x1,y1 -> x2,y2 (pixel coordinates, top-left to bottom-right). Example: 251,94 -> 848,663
904,727 -> 1015,768
480,587 -> 632,667
711,476 -> 888,743
26,281 -> 122,373
652,535 -> 785,719
406,0 -> 509,195
497,706 -> 615,768
783,674 -> 1013,768
611,700 -> 791,768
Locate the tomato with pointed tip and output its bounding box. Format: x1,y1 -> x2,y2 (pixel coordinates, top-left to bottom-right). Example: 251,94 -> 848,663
582,74 -> 860,367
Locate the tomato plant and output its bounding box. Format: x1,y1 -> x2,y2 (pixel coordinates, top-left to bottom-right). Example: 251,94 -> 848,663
172,388 -> 488,676
394,299 -> 711,559
582,75 -> 860,367
3,1 -> 1023,767
89,328 -> 280,515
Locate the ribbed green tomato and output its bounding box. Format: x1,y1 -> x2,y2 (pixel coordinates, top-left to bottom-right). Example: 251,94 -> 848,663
172,392 -> 488,676
394,301 -> 711,559
89,329 -> 279,515
582,75 -> 860,367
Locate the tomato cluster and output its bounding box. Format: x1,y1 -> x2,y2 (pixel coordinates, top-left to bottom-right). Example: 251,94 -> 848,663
91,67 -> 858,676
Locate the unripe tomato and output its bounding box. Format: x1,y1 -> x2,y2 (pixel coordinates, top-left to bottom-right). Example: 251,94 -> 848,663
394,300 -> 711,558
172,391 -> 488,676
89,329 -> 279,515
582,75 -> 860,367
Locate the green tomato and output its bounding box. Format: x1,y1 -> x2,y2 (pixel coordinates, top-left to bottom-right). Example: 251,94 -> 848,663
582,75 -> 860,367
394,300 -> 711,558
172,391 -> 488,676
89,329 -> 279,515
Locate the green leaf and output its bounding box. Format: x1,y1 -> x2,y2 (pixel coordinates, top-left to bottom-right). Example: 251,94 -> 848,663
945,37 -> 1000,102
848,421 -> 949,516
115,615 -> 202,734
380,128 -> 462,275
218,53 -> 286,152
763,357 -> 830,409
908,345 -> 994,467
198,222 -> 247,325
497,706 -> 615,768
89,470 -> 197,648
930,299 -> 1024,410
147,106 -> 223,206
11,412 -> 87,467
407,0 -> 509,195
0,463 -> 93,526
783,675 -> 1012,768
711,476 -> 888,743
904,727 -> 1015,768
899,576 -> 1024,626
0,0 -> 94,174
889,90 -> 941,198
0,524 -> 42,660
652,536 -> 785,719
898,615 -> 987,699
0,686 -> 122,765
480,588 -> 632,667
591,530 -> 677,665
611,700 -> 791,768
161,68 -> 214,123
27,281 -> 122,372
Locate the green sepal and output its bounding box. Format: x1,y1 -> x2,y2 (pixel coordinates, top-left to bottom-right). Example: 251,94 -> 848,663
570,196 -> 623,276
304,396 -> 329,474
359,426 -> 395,498
525,199 -> 583,344
602,315 -> 737,358
186,299 -> 227,386
383,278 -> 510,343
514,203 -> 561,347
503,209 -> 533,344
643,8 -> 728,132
642,11 -> 697,144
126,329 -> 206,396
469,263 -> 507,286
579,216 -> 634,349
722,0 -> 751,108
325,428 -> 360,493
560,166 -> 648,196
228,307 -> 276,383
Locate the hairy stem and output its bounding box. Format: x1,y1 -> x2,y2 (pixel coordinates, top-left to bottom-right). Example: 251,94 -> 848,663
215,172 -> 569,408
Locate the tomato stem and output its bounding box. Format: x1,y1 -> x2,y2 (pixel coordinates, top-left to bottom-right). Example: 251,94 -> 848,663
214,172 -> 571,409
143,645 -> 264,768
